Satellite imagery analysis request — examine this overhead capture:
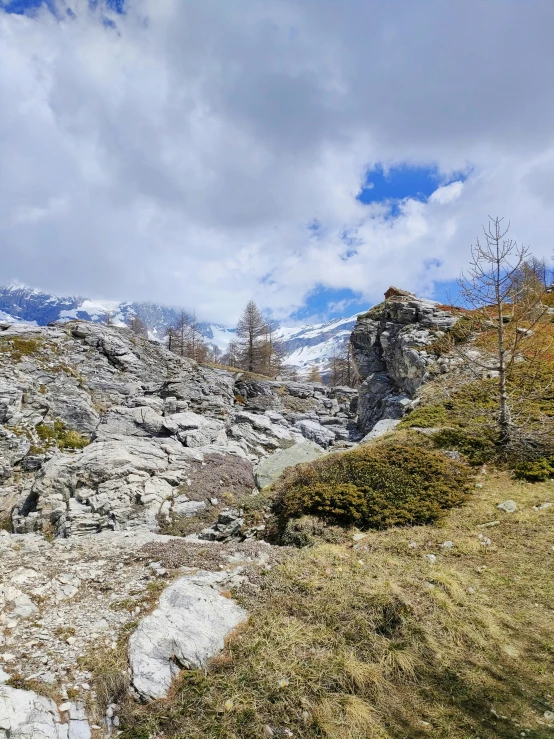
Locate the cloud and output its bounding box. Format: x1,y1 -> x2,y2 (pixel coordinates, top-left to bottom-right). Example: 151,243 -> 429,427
0,0 -> 553,322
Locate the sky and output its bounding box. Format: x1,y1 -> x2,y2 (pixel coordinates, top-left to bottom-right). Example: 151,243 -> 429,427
0,0 -> 553,325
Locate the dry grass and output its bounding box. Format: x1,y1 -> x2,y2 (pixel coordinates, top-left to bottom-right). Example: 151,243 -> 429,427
112,472 -> 553,739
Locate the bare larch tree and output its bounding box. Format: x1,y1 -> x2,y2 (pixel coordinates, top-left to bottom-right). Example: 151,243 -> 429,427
458,216 -> 549,445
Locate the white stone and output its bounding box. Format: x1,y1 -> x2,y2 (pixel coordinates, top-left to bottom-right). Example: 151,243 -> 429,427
0,684 -> 91,738
129,574 -> 247,701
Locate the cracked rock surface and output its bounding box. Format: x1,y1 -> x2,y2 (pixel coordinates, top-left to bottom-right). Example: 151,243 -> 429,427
129,569 -> 248,701
0,321 -> 358,538
351,291 -> 458,433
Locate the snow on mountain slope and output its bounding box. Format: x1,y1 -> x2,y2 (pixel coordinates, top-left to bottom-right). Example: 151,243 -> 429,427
0,284 -> 361,373
0,309 -> 32,324
275,317 -> 357,373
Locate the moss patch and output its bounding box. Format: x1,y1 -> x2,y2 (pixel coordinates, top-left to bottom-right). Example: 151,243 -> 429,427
35,420 -> 90,451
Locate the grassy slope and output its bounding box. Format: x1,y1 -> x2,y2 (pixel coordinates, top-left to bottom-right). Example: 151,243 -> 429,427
120,473 -> 553,739
112,305 -> 554,738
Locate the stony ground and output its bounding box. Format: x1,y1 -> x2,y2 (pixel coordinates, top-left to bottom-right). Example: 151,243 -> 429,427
0,528 -> 286,737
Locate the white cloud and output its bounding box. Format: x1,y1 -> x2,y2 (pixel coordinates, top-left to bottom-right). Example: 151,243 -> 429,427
0,0 -> 553,322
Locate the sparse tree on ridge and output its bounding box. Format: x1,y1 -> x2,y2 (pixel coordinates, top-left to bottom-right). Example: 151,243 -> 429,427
260,319 -> 284,377
232,300 -> 284,376
328,343 -> 359,388
126,314 -> 148,337
222,340 -> 240,368
236,300 -> 269,373
167,310 -> 209,362
458,216 -> 552,447
307,365 -> 323,383
280,365 -> 300,381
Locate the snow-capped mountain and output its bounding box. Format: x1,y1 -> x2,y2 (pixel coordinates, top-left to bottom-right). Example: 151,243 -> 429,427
0,284 -> 359,375
275,316 -> 357,373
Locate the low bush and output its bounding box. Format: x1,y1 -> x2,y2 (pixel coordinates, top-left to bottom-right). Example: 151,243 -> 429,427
0,336 -> 43,361
513,458 -> 554,482
431,428 -> 496,466
271,438 -> 471,534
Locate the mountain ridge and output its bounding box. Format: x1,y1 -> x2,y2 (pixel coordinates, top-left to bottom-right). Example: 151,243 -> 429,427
0,284 -> 359,374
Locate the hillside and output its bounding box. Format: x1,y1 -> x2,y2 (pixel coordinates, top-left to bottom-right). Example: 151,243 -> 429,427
0,291 -> 553,738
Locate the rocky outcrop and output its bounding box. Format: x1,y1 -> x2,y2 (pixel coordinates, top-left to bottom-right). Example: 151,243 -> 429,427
351,290 -> 458,433
0,321 -> 358,538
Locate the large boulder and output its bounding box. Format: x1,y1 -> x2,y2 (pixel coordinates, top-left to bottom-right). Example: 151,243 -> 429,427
129,571 -> 247,701
361,418 -> 401,442
255,441 -> 325,489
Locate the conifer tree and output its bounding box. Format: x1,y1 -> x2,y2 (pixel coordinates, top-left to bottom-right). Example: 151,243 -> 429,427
126,315 -> 148,337
307,365 -> 323,383
236,300 -> 268,372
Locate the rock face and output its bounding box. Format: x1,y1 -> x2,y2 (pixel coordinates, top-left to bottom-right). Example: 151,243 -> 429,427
129,570 -> 247,701
351,291 -> 458,433
0,321 -> 358,538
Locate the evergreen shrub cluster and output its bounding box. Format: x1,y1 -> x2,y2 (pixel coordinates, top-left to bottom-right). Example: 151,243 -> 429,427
513,458 -> 554,482
272,438 -> 471,534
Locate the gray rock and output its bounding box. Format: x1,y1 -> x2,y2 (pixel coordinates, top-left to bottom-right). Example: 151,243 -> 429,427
295,419 -> 335,447
255,441 -> 325,489
497,500 -> 518,513
0,684 -> 91,738
172,499 -> 207,517
129,574 -> 247,701
1,321 -> 353,537
361,419 -> 401,442
351,292 -> 458,432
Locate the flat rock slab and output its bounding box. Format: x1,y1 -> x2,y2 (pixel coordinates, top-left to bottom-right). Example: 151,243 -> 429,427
129,573 -> 247,701
255,441 -> 325,489
361,418 -> 401,442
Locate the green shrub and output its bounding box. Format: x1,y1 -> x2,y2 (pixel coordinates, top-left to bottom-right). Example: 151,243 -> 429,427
0,336 -> 43,361
431,428 -> 496,466
428,313 -> 485,355
272,439 -> 471,535
400,404 -> 449,428
283,482 -> 367,524
513,458 -> 554,482
0,516 -> 12,533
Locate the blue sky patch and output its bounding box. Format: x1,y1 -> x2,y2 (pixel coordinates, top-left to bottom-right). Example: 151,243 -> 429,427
357,164 -> 468,217
357,164 -> 441,207
291,286 -> 368,322
3,0 -> 124,13
430,279 -> 463,307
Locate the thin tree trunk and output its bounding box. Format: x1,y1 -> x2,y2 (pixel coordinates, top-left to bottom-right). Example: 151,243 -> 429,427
495,235 -> 511,443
